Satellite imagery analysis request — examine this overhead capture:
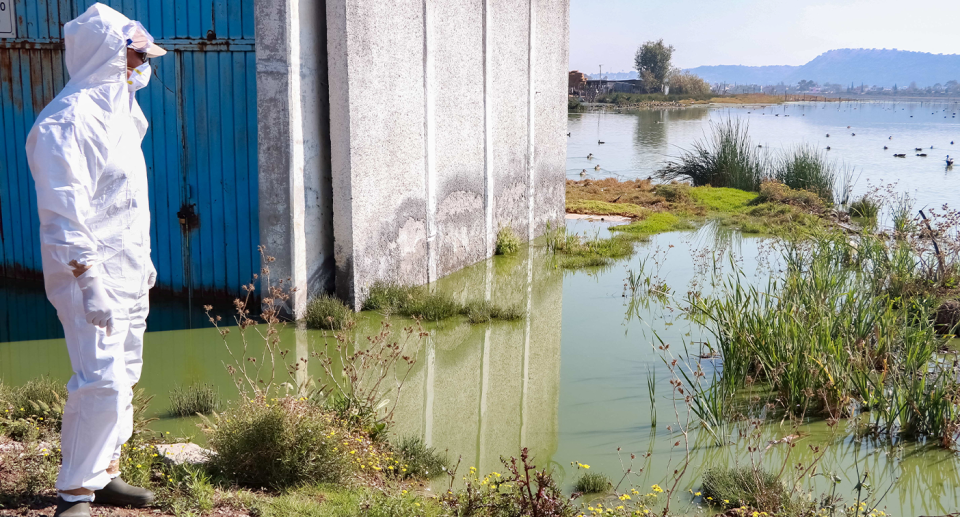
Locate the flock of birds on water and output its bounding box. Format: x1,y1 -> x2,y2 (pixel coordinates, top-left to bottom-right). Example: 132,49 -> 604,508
575,105 -> 957,176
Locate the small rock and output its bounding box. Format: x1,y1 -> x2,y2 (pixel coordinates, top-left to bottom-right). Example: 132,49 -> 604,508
156,443 -> 214,465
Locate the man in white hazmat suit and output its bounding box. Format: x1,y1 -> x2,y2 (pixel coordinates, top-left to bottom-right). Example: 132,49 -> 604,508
25,4 -> 166,516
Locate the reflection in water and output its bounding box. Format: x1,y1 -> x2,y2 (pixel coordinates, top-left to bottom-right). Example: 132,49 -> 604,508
390,246 -> 563,477
2,222 -> 959,515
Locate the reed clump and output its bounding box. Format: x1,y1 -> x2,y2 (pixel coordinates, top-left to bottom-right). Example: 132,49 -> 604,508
573,472 -> 611,494
773,144 -> 838,202
657,118 -> 766,192
693,231 -> 960,445
169,382 -> 221,417
848,195 -> 881,218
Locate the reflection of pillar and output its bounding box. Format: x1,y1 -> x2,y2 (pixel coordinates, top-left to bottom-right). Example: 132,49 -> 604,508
520,243 -> 534,446
423,334 -> 436,446
294,323 -> 309,394
477,255 -> 494,468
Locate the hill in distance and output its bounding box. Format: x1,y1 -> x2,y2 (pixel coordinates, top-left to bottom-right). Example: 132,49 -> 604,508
686,49 -> 960,87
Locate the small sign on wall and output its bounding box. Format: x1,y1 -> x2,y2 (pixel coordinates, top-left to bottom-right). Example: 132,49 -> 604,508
0,0 -> 15,38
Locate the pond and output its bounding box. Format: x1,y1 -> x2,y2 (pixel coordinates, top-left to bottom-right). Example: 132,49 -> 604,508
2,103 -> 959,515
568,101 -> 960,212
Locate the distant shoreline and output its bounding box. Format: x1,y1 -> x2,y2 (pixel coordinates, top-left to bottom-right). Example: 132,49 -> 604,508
571,92 -> 960,113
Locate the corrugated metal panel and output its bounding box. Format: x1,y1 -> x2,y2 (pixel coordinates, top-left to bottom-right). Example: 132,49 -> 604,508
0,0 -> 258,308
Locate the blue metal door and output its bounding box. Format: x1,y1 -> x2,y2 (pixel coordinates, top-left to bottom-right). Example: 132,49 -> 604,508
0,1 -> 259,318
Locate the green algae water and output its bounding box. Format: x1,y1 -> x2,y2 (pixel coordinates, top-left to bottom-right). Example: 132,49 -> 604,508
3,221 -> 959,515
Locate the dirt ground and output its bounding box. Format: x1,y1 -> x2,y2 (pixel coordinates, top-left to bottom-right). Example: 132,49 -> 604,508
0,497 -> 249,517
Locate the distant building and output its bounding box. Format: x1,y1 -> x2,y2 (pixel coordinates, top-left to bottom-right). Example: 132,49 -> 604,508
569,70 -> 588,93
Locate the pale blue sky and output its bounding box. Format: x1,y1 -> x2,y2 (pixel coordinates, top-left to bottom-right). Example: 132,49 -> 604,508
570,0 -> 960,73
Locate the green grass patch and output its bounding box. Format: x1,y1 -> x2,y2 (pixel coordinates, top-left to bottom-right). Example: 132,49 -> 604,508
363,282 -> 524,324
610,212 -> 690,235
566,199 -> 650,219
304,293 -> 355,330
573,472 -> 611,494
168,382 -> 221,417
689,186 -> 758,213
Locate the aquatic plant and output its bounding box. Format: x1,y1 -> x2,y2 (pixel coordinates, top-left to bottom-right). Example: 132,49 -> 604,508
891,192 -> 916,235
692,232 -> 960,445
168,382 -> 221,417
362,281 -> 412,314
574,472 -> 611,494
546,225 -> 636,269
304,293 -> 355,330
657,118 -> 767,192
773,144 -> 838,202
495,227 -> 522,255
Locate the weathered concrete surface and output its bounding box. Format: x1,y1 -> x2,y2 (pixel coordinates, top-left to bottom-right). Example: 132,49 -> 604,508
325,0 -> 568,307
256,0 -> 333,316
491,0 -> 533,242
433,0 -> 487,279
533,0 -> 569,236
326,0 -> 429,306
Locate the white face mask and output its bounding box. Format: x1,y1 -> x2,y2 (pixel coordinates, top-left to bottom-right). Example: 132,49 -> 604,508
127,63 -> 151,92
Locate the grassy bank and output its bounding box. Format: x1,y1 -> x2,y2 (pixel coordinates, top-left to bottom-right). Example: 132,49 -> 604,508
566,177 -> 831,238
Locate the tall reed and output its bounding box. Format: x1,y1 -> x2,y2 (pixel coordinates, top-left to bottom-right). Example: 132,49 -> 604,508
773,144 -> 837,202
658,118 -> 766,191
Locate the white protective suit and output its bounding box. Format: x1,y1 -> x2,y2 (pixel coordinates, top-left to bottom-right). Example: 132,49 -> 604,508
25,4 -> 156,494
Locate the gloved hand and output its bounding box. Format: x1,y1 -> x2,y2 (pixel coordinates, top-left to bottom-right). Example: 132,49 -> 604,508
146,261 -> 157,289
77,269 -> 114,332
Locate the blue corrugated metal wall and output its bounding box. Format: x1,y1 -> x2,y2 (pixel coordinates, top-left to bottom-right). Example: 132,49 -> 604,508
0,0 -> 259,302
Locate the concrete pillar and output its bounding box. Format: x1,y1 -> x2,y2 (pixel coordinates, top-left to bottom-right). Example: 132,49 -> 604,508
325,0 -> 568,309
256,0 -> 333,317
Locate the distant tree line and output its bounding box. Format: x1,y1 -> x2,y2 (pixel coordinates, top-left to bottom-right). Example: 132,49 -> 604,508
715,79 -> 960,96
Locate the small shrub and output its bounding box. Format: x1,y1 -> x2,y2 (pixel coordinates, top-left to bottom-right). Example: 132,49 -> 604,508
169,382 -> 221,417
849,195 -> 881,218
568,96 -> 582,111
573,471 -> 610,494
305,293 -> 354,330
206,398 -> 351,489
495,227 -> 522,255
700,466 -> 789,512
393,436 -> 448,479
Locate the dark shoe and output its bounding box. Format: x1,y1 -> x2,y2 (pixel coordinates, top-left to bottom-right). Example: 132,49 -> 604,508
54,497 -> 91,517
93,477 -> 155,507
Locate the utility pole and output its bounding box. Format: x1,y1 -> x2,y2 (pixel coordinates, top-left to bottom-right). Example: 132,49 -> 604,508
599,64 -> 603,96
